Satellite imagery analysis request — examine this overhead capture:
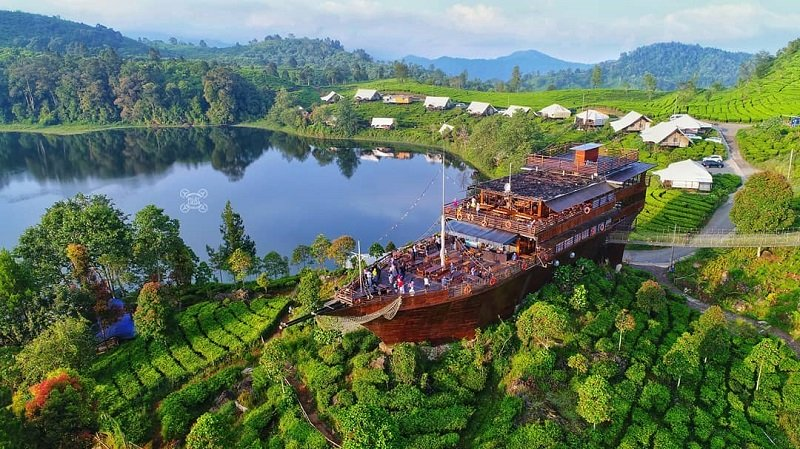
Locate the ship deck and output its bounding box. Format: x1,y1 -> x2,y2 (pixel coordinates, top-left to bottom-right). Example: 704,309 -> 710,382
336,235 -> 532,305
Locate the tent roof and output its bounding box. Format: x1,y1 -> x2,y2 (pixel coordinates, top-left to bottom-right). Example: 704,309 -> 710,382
355,88 -> 379,98
641,122 -> 685,144
425,96 -> 451,107
320,91 -> 340,101
540,103 -> 570,114
669,114 -> 712,130
652,160 -> 712,183
576,109 -> 609,120
467,101 -> 494,114
610,110 -> 650,132
438,123 -> 454,133
446,220 -> 518,246
502,105 -> 531,116
371,117 -> 395,126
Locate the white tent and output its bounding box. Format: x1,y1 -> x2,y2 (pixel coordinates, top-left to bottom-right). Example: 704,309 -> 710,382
438,123 -> 455,134
575,109 -> 609,126
354,88 -> 381,101
641,122 -> 690,147
467,101 -> 496,116
610,111 -> 651,133
320,91 -> 342,103
652,160 -> 713,191
424,96 -> 452,110
539,103 -> 571,119
502,105 -> 531,117
370,117 -> 396,129
669,114 -> 712,133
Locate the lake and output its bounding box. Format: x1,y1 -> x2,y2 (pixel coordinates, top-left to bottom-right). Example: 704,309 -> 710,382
0,127 -> 474,262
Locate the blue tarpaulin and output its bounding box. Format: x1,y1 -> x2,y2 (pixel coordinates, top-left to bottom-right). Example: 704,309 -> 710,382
95,298 -> 136,341
446,220 -> 518,247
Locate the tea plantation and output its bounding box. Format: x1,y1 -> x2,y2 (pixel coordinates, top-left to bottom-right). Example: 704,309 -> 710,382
635,174 -> 741,234
172,261 -> 800,448
87,295 -> 289,441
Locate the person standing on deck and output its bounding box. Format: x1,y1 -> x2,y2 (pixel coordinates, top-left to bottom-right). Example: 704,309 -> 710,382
372,267 -> 379,286
409,280 -> 415,295
365,268 -> 372,287
423,276 -> 430,291
397,277 -> 404,294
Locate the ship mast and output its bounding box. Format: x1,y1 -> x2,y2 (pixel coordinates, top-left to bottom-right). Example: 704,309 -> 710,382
440,150 -> 446,268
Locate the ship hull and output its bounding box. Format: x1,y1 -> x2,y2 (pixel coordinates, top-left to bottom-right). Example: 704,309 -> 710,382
327,235 -> 620,345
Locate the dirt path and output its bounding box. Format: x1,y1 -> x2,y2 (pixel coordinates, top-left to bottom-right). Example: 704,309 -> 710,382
285,374 -> 342,447
636,265 -> 800,358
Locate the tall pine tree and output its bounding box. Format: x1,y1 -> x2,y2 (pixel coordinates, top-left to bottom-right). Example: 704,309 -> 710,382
206,201 -> 256,276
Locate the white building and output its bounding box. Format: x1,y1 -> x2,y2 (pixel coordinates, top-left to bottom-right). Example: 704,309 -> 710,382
467,101 -> 496,116
610,111 -> 652,133
538,103 -> 571,119
424,96 -> 452,110
370,117 -> 396,129
354,88 -> 382,101
652,160 -> 713,191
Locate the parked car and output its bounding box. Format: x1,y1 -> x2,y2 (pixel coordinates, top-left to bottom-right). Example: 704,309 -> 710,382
701,157 -> 724,168
705,137 -> 723,144
706,155 -> 723,162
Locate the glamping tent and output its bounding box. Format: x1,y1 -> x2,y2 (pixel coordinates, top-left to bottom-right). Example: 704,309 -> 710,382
652,160 -> 713,191
610,111 -> 652,133
539,103 -> 571,119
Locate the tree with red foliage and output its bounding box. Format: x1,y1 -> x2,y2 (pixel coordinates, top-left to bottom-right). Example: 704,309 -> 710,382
18,369 -> 96,448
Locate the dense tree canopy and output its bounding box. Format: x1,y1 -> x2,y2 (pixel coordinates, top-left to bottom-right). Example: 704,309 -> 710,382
731,171 -> 795,233
15,317 -> 95,386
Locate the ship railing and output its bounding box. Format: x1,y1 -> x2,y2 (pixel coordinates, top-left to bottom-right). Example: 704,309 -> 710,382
444,202 -> 608,239
524,150 -> 639,177
447,257 -> 547,299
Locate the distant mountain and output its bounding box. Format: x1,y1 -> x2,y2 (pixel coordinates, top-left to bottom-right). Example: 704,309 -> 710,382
404,50 -> 591,80
0,10 -> 147,55
524,42 -> 754,90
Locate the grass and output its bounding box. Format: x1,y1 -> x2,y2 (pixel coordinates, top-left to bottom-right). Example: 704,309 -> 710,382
673,247 -> 800,336
736,119 -> 800,191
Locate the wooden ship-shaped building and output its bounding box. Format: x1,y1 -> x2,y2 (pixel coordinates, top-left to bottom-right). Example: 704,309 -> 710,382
292,142 -> 654,344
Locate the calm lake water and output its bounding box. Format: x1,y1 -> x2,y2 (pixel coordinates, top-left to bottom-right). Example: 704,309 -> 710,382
0,127 -> 474,261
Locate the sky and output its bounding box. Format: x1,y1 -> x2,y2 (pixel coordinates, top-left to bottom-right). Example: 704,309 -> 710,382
1,0 -> 798,62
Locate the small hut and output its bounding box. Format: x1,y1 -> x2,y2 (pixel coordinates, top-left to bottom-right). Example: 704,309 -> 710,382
371,117 -> 396,130
354,88 -> 382,101
320,91 -> 342,103
575,109 -> 609,128
424,96 -> 452,110
610,111 -> 652,133
640,122 -> 691,148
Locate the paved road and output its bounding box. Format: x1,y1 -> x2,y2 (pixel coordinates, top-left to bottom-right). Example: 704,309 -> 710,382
623,125 -> 800,355
624,123 -> 759,267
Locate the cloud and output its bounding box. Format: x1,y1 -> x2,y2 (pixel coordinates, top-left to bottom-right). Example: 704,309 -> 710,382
0,0 -> 795,62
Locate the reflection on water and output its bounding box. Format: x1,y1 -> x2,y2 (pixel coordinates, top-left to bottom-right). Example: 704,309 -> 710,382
0,127 -> 473,260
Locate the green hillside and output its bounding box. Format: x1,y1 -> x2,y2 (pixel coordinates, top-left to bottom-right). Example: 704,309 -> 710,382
683,39 -> 800,122
0,10 -> 147,55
